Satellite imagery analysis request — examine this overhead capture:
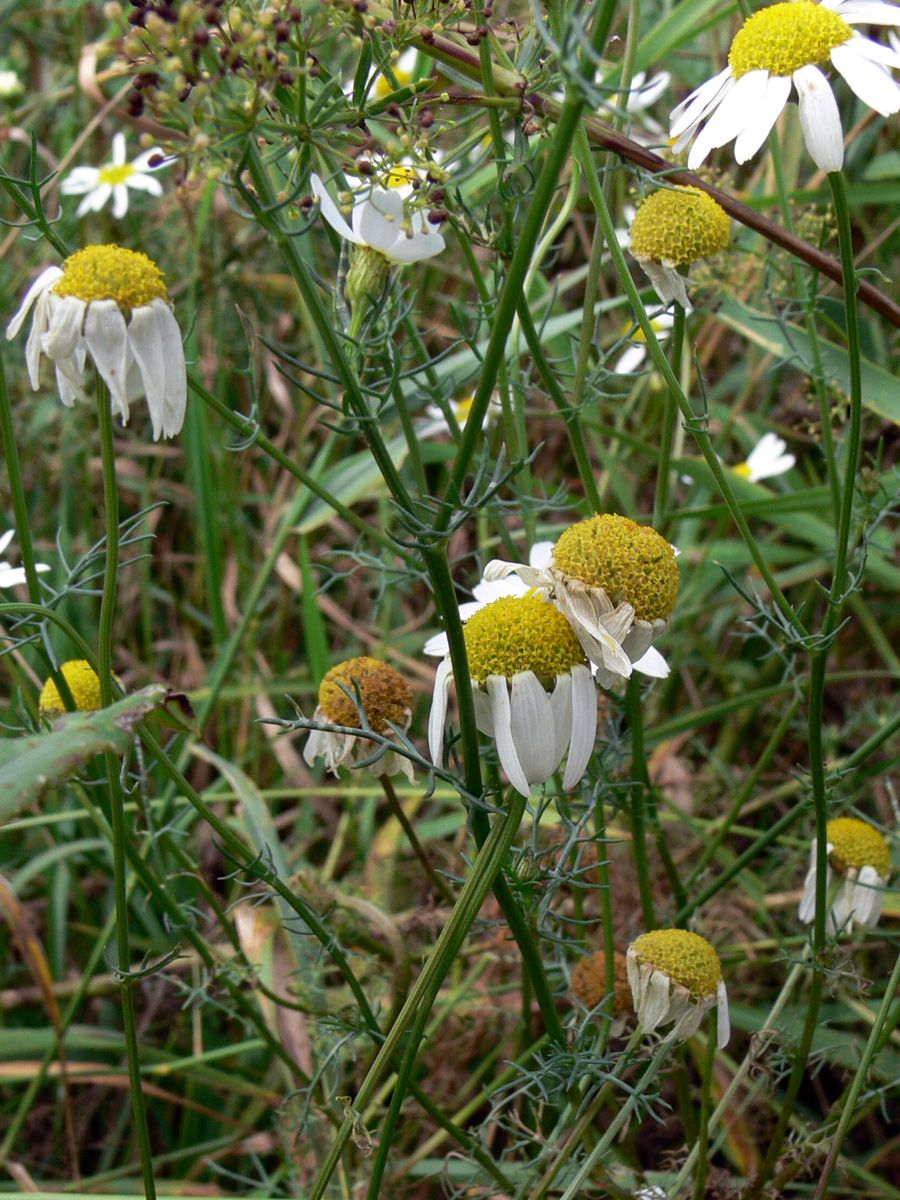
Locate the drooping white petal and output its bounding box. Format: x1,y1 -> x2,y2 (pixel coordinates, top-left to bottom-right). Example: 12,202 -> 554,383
556,587 -> 634,679
830,38 -> 900,113
509,671 -> 557,784
794,64 -> 844,172
839,32 -> 900,68
128,299 -> 187,439
733,72 -> 793,163
615,343 -> 648,375
686,69 -> 769,167
82,299 -> 132,420
483,559 -> 552,590
384,227 -> 446,264
486,675 -> 531,796
669,66 -> 735,138
310,174 -> 364,245
669,997 -> 707,1042
112,185 -> 130,219
40,294 -> 86,365
358,188 -> 405,252
628,70 -> 670,110
428,657 -> 454,765
6,266 -> 62,341
548,672 -> 573,770
716,981 -> 730,1048
640,970 -> 672,1033
561,665 -> 597,790
797,838 -> 819,923
0,531 -> 13,556
851,864 -> 883,925
423,631 -> 450,657
472,686 -> 495,737
639,259 -> 691,310
626,948 -> 643,1007
633,646 -> 669,678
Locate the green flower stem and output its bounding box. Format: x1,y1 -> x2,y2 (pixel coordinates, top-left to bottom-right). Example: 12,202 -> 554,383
626,676 -> 656,929
0,349 -> 44,603
692,1015 -> 717,1200
95,382 -> 157,1200
379,773 -> 455,905
595,792 -> 617,1055
653,301 -> 685,530
307,787 -> 530,1200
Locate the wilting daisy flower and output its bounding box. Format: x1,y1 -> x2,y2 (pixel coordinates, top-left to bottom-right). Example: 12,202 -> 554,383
733,432 -> 796,482
425,541 -> 670,679
571,948 -> 635,1035
429,595 -> 597,797
39,660 -> 105,717
615,308 -> 676,374
798,816 -> 892,933
6,244 -> 187,440
61,132 -> 170,219
625,186 -> 730,310
484,514 -> 679,689
670,0 -> 900,174
303,656 -> 415,782
0,530 -> 49,588
627,929 -> 730,1047
310,173 -> 445,304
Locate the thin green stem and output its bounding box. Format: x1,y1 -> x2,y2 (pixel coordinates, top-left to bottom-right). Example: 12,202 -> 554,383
693,1016 -> 717,1200
626,676 -> 655,929
95,383 -> 157,1200
379,773 -> 455,905
654,302 -> 685,529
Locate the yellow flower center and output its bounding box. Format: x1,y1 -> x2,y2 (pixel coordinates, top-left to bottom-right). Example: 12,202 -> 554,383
463,596 -> 586,684
733,461 -> 753,478
571,950 -> 634,1015
39,660 -> 103,716
630,929 -> 722,999
52,245 -> 169,310
827,817 -> 891,877
552,514 -> 679,622
453,395 -> 476,422
385,165 -> 419,189
317,657 -> 412,733
98,163 -> 137,186
729,1 -> 852,80
628,187 -> 730,268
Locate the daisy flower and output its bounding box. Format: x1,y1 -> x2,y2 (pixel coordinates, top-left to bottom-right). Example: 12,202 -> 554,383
627,929 -> 730,1047
428,595 -> 597,797
61,132 -> 170,219
0,529 -> 49,588
373,47 -> 419,99
483,514 -> 679,690
303,657 -> 415,782
625,187 -> 730,310
733,433 -> 796,482
39,659 -> 121,717
6,245 -> 187,440
605,70 -> 672,144
615,308 -> 676,374
670,0 -> 900,174
798,816 -> 892,933
311,172 -> 444,258
419,388 -> 503,439
424,541 -> 671,679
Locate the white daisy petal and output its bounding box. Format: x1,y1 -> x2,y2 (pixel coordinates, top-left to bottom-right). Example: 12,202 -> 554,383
836,0 -> 900,22
509,671 -> 557,784
669,66 -> 735,137
548,672 -> 573,770
687,69 -> 770,165
633,646 -> 670,678
794,64 -> 845,172
111,131 -> 127,165
6,266 -> 62,341
385,229 -> 446,263
486,675 -> 532,796
82,299 -> 132,418
561,664 -> 597,790
128,299 -> 187,439
311,174 -> 363,244
0,531 -> 13,556
716,981 -> 730,1048
424,631 -> 450,657
428,656 -> 454,766
641,970 -> 672,1033
734,72 -> 793,162
830,39 -> 900,113
60,167 -> 101,194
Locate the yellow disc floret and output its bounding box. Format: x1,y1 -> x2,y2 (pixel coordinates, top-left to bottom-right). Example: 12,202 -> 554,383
318,657 -> 412,733
729,1 -> 851,80
39,660 -> 103,716
53,245 -> 169,310
571,950 -> 635,1014
463,596 -> 586,684
827,817 -> 891,877
629,187 -> 730,268
553,514 -> 679,621
630,929 -> 722,999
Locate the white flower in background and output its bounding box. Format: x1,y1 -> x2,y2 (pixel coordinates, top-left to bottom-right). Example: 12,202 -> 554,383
627,929 -> 730,1047
374,47 -> 419,99
625,187 -> 730,310
311,173 -> 445,265
303,657 -> 415,782
0,530 -> 49,588
6,244 -> 187,440
798,816 -> 892,933
670,0 -> 900,174
420,388 -> 503,439
428,595 -> 597,797
484,516 -> 678,689
615,308 -> 675,374
0,69 -> 23,101
61,132 -> 170,219
602,70 -> 671,143
733,433 -> 796,482
425,541 -> 670,680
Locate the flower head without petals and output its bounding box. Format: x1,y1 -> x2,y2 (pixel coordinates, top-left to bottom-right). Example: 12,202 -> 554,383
6,244 -> 186,439
627,187 -> 729,309
61,132 -> 170,219
627,929 -> 730,1047
303,657 -> 415,781
484,515 -> 678,689
428,595 -> 598,797
798,816 -> 892,933
670,0 -> 900,173
40,660 -> 104,717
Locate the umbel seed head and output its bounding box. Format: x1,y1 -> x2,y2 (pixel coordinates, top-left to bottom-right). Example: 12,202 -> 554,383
628,187 -> 729,268
463,595 -> 586,684
729,1 -> 852,79
40,660 -> 103,716
53,245 -> 169,311
827,817 -> 891,876
317,657 -> 412,733
571,950 -> 635,1016
553,513 -> 678,621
